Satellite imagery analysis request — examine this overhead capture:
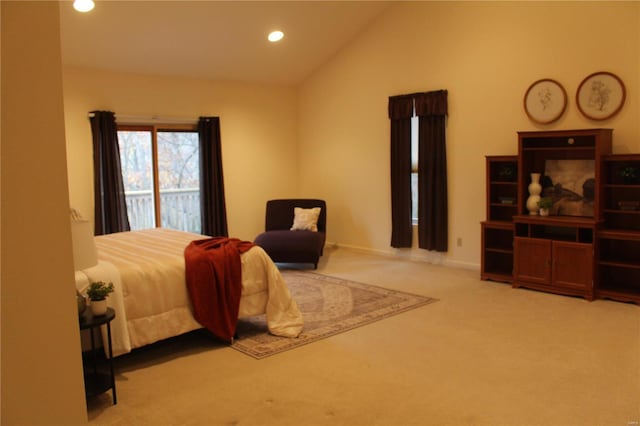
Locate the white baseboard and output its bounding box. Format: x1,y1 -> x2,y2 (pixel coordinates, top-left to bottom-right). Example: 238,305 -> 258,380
325,241 -> 480,271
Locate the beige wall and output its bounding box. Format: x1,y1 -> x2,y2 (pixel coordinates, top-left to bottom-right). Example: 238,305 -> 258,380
1,2 -> 88,424
2,2 -> 636,423
298,1 -> 640,268
64,68 -> 299,241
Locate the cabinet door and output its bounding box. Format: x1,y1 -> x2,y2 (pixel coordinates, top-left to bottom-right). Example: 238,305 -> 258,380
552,241 -> 593,290
514,237 -> 551,285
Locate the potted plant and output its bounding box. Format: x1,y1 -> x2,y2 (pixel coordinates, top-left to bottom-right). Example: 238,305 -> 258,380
86,281 -> 114,316
537,197 -> 553,216
620,166 -> 638,184
498,165 -> 516,182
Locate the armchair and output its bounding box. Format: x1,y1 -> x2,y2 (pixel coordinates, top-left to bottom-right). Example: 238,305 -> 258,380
253,199 -> 326,269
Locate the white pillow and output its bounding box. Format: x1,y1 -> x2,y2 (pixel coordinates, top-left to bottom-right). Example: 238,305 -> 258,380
290,207 -> 321,232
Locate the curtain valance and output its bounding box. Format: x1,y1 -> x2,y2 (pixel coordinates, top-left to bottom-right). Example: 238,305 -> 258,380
388,95 -> 414,120
415,90 -> 448,117
389,90 -> 448,119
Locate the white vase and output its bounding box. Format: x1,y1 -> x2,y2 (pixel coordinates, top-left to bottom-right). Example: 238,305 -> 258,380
90,299 -> 108,316
526,173 -> 542,215
539,208 -> 549,217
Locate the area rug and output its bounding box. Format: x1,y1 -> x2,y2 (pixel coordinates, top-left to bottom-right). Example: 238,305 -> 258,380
231,271 -> 438,359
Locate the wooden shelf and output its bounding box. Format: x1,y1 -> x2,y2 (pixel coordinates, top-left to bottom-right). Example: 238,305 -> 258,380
598,155 -> 640,303
597,284 -> 640,304
598,229 -> 640,240
481,157 -> 518,283
513,214 -> 599,227
483,131 -> 640,304
598,260 -> 640,270
521,146 -> 596,152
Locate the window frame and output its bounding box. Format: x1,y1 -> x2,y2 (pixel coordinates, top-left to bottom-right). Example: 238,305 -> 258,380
117,123 -> 199,230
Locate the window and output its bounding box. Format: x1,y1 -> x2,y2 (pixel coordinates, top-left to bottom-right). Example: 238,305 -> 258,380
117,125 -> 201,233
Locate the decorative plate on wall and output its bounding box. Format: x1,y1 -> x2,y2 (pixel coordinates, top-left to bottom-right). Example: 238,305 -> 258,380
523,78 -> 567,124
576,71 -> 626,121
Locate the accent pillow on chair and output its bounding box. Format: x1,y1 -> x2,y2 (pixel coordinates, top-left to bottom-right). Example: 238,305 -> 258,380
254,199 -> 326,269
290,207 -> 321,232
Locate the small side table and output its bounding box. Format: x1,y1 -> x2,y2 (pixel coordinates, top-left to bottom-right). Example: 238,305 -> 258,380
79,307 -> 117,404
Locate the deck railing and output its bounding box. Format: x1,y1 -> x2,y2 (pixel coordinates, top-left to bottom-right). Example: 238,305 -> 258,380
125,188 -> 201,234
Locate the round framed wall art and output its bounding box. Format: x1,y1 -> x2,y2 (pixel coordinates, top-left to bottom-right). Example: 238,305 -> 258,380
523,78 -> 567,125
576,71 -> 626,121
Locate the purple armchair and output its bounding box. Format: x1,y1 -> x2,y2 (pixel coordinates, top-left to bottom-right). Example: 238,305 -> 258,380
253,199 -> 326,269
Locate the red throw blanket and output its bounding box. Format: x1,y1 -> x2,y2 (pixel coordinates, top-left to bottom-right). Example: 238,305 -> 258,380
184,237 -> 254,343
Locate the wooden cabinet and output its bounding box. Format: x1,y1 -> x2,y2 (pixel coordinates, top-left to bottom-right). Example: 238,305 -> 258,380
479,129 -> 640,303
510,129 -> 609,300
514,216 -> 595,299
481,156 -> 518,283
596,155 -> 640,303
514,238 -> 593,292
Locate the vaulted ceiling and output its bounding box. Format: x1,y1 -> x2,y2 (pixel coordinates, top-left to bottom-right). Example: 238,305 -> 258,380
59,1 -> 390,86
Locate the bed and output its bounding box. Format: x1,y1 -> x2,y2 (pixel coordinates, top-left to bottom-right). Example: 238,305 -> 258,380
75,228 -> 303,357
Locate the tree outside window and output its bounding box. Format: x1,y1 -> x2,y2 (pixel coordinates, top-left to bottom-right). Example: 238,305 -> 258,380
118,125 -> 201,233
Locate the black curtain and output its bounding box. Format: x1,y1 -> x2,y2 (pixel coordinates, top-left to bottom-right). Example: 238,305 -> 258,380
388,90 -> 448,251
90,110 -> 130,235
388,95 -> 414,248
198,117 -> 228,237
416,90 -> 448,251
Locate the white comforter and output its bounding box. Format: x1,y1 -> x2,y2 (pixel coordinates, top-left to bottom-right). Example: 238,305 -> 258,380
76,228 -> 303,356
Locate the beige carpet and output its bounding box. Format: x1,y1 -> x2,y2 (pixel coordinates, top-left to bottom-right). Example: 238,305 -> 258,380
87,246 -> 640,426
232,271 -> 437,359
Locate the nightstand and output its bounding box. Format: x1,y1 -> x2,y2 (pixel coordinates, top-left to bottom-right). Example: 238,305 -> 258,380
79,308 -> 117,404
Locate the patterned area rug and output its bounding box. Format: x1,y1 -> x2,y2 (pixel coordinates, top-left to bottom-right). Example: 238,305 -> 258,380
232,271 -> 438,359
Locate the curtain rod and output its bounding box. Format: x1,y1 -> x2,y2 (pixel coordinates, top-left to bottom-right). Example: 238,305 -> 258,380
88,113 -> 198,125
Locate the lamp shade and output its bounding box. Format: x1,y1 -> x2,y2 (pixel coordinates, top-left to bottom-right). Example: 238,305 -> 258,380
71,220 -> 98,270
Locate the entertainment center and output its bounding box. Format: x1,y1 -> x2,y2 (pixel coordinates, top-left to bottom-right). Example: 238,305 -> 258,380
481,128 -> 640,304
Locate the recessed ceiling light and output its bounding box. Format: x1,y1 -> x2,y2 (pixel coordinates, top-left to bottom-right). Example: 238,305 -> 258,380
268,31 -> 284,43
73,0 -> 95,12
